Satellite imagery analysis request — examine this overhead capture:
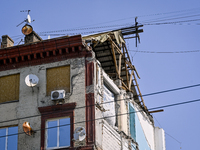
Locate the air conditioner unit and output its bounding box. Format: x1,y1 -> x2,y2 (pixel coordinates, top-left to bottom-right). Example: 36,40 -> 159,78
51,90 -> 65,101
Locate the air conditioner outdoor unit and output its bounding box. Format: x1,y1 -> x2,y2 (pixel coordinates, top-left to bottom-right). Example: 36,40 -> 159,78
51,90 -> 65,101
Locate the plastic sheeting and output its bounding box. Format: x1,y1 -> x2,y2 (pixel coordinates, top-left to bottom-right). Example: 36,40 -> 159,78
103,85 -> 116,126
83,30 -> 125,47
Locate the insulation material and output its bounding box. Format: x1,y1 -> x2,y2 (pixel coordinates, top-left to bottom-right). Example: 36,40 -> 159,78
103,85 -> 115,126
0,74 -> 20,103
83,30 -> 125,47
46,65 -> 70,96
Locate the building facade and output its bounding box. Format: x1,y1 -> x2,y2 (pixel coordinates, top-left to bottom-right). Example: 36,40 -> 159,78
0,31 -> 166,150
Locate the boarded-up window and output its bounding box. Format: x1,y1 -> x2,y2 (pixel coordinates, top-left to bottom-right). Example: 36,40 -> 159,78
0,74 -> 20,103
46,66 -> 70,96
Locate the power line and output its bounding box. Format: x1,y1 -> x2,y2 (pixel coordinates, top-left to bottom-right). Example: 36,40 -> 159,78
128,50 -> 200,54
140,13 -> 200,24
144,18 -> 200,25
0,83 -> 199,124
0,98 -> 200,139
153,115 -> 182,148
142,84 -> 200,97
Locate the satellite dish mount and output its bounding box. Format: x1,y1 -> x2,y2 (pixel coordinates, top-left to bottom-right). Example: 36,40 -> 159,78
16,10 -> 35,35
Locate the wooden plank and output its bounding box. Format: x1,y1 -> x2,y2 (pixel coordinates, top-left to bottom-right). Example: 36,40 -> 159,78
110,42 -> 119,77
129,70 -> 134,90
118,54 -> 122,77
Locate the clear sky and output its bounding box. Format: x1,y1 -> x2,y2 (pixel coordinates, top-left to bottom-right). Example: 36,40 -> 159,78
0,0 -> 200,149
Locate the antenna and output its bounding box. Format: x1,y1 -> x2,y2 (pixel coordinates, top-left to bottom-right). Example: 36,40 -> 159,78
17,10 -> 34,27
17,10 -> 35,35
135,17 -> 140,47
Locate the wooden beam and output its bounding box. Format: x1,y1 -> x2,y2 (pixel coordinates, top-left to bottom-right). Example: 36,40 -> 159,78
149,109 -> 164,114
118,54 -> 122,77
132,71 -> 147,110
110,42 -> 119,77
129,70 -> 134,90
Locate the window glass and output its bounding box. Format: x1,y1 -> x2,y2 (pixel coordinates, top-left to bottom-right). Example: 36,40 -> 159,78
47,120 -> 57,148
59,118 -> 70,147
0,126 -> 18,150
46,117 -> 70,149
0,128 -> 6,150
129,103 -> 136,141
7,126 -> 18,150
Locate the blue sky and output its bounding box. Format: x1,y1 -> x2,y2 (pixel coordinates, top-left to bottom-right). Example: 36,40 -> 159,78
0,0 -> 200,149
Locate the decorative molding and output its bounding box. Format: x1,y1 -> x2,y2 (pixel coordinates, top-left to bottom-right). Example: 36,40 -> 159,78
0,35 -> 92,71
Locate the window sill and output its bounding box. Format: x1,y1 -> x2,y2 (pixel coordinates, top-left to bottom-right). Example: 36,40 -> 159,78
0,100 -> 19,105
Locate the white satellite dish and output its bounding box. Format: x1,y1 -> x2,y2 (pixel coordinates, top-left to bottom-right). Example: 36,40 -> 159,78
25,74 -> 39,87
73,127 -> 86,141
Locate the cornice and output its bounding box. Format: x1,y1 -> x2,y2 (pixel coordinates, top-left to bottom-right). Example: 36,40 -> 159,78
0,35 -> 92,71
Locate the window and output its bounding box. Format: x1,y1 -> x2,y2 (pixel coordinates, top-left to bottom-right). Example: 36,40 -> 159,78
38,103 -> 76,150
129,103 -> 136,141
46,117 -> 70,149
0,74 -> 20,103
46,66 -> 70,96
0,126 -> 18,150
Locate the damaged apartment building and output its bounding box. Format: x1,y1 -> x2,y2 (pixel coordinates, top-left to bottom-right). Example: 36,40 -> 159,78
0,23 -> 166,150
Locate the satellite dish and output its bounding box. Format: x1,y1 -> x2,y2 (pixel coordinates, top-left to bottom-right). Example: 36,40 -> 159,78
25,74 -> 39,87
16,10 -> 35,27
23,122 -> 35,136
22,24 -> 33,35
73,127 -> 86,141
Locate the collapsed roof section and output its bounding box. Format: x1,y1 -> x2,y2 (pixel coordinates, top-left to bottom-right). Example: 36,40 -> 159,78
82,25 -> 147,111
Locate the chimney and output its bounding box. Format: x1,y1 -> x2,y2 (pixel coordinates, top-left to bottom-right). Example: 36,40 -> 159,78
1,35 -> 14,48
25,31 -> 42,44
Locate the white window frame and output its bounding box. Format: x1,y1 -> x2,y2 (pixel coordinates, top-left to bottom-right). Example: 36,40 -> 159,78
45,117 -> 70,150
0,126 -> 18,150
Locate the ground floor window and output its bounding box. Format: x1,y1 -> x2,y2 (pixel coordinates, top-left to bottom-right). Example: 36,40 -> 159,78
0,126 -> 18,150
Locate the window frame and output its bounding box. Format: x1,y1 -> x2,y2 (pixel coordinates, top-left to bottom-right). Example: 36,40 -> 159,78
38,103 -> 76,150
45,117 -> 71,149
0,126 -> 18,150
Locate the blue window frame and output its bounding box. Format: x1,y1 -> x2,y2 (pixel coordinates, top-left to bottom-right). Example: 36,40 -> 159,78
46,117 -> 70,149
129,103 -> 136,141
0,126 -> 18,150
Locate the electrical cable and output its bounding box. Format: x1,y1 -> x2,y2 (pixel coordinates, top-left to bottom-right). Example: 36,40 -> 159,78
140,13 -> 200,24
0,83 -> 199,124
153,115 -> 182,149
128,50 -> 200,54
144,18 -> 200,25
0,98 -> 200,139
